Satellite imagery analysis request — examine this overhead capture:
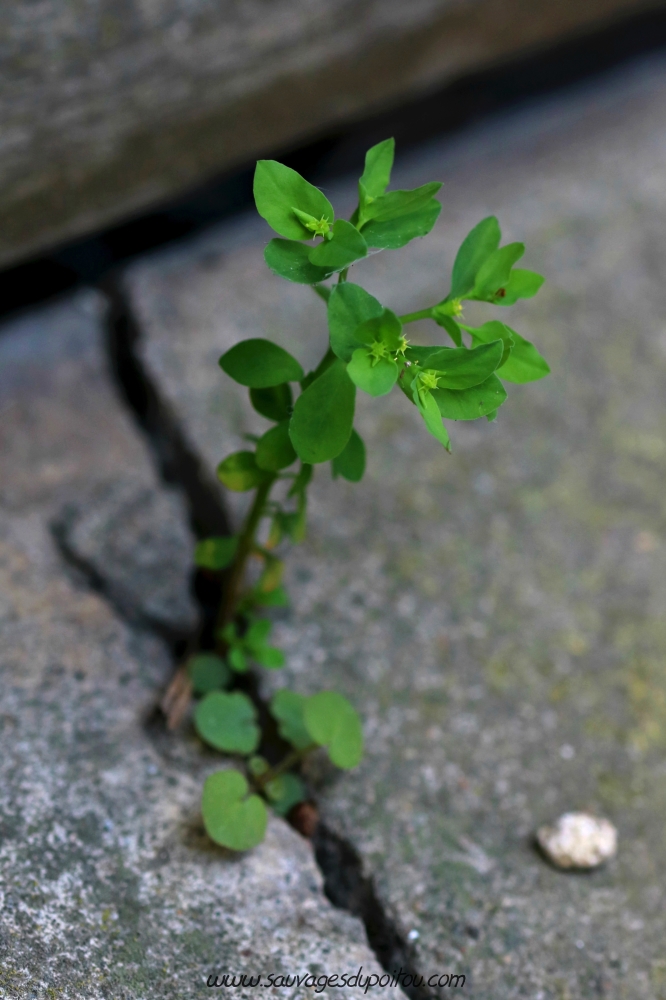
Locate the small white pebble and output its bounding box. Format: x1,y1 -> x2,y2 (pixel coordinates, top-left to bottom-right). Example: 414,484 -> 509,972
537,812 -> 617,869
407,929 -> 420,942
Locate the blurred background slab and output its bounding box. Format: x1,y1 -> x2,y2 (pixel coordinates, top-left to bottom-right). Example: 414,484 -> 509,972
2,0 -> 666,269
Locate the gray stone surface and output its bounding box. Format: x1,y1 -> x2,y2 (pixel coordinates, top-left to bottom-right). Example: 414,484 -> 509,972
129,52 -> 666,998
0,294 -> 394,999
2,0 -> 663,268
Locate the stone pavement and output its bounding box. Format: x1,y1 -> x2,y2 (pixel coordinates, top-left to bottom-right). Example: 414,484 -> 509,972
128,52 -> 666,998
0,293 -> 394,999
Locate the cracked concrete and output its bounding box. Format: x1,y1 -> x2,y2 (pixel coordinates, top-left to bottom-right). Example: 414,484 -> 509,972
126,52 -> 666,997
0,292 -> 398,999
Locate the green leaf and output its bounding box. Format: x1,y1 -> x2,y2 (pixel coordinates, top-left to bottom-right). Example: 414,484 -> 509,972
473,242 -> 525,299
265,239 -> 335,284
250,383 -> 293,422
202,770 -> 267,851
255,420 -> 297,471
464,320 -> 514,368
362,182 -> 442,223
270,690 -> 312,750
194,535 -> 238,571
414,341 -> 503,389
308,220 -> 367,271
194,691 -> 260,754
450,216 -> 501,298
332,428 -> 366,482
490,268 -> 544,305
265,773 -> 307,817
217,451 -> 271,492
347,349 -> 398,396
414,386 -> 452,451
220,338 -> 304,388
362,200 -> 441,250
245,618 -> 272,647
188,653 -> 231,694
289,360 -> 356,464
253,646 -> 286,669
354,308 -> 403,351
497,327 -> 550,383
254,160 -> 334,240
228,647 -> 248,673
252,585 -> 289,607
304,691 -> 363,769
328,282 -> 383,362
431,374 -> 507,420
248,755 -> 269,777
359,138 -> 395,199
435,314 -> 463,347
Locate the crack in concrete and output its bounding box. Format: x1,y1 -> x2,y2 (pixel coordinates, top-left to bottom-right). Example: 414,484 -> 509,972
94,271 -> 434,999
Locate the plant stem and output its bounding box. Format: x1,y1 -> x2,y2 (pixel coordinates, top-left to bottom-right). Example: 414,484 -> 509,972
399,307 -> 434,324
217,474 -> 276,631
254,744 -> 317,790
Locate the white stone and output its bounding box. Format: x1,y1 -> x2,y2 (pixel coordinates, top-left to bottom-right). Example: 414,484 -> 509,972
537,813 -> 618,870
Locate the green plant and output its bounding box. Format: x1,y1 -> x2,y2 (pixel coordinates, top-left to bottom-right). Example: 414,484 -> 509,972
188,138 -> 549,850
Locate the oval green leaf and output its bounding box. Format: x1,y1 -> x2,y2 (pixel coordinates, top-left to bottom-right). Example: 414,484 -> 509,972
289,360 -> 356,464
431,374 -> 507,420
362,182 -> 442,223
220,339 -> 303,388
347,349 -> 398,397
362,200 -> 441,250
331,428 -> 366,482
270,690 -> 312,750
194,535 -> 238,571
359,138 -> 395,199
308,220 -> 368,272
498,328 -> 550,383
188,653 -> 231,694
450,216 -> 501,298
303,691 -> 363,770
217,451 -> 271,492
473,242 -> 525,299
328,282 -> 384,362
264,239 -> 335,284
419,341 -> 503,389
254,160 -> 334,240
202,769 -> 267,851
194,691 -> 260,754
255,420 -> 298,471
250,383 -> 293,422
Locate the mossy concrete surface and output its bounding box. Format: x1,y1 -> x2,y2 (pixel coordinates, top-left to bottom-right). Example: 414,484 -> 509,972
129,53 -> 666,997
1,0 -> 662,267
0,294 -> 396,999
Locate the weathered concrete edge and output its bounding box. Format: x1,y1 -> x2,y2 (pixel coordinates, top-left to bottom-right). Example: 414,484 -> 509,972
1,0 -> 660,269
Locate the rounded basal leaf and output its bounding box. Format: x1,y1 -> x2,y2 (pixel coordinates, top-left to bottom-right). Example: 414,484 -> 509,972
194,535 -> 238,571
194,691 -> 260,754
497,328 -> 550,383
265,239 -> 335,284
265,773 -> 307,816
308,220 -> 367,272
303,691 -> 363,769
419,341 -> 503,390
331,428 -> 366,482
289,360 -> 356,464
450,216 -> 501,298
328,283 -> 384,362
431,374 -> 507,420
217,451 -> 271,492
254,160 -> 334,240
255,420 -> 297,471
220,339 -> 303,388
188,653 -> 231,694
250,383 -> 293,422
228,647 -> 248,673
202,770 -> 267,851
362,200 -> 441,250
270,690 -> 311,749
347,349 -> 398,397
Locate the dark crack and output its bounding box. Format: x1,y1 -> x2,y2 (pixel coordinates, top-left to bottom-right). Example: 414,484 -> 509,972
97,273 -> 436,999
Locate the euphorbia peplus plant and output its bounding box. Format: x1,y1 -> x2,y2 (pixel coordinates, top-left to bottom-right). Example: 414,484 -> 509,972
187,138 -> 549,851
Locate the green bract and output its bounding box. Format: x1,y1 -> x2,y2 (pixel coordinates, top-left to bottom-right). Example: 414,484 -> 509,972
189,136 -> 548,852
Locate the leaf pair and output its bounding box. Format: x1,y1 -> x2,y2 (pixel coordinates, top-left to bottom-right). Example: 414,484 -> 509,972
327,283 -> 404,397
438,318 -> 550,384
447,216 -> 544,305
270,689 -> 364,769
219,617 -> 285,672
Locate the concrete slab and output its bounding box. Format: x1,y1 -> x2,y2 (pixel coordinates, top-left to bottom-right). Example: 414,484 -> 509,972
129,53 -> 666,997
